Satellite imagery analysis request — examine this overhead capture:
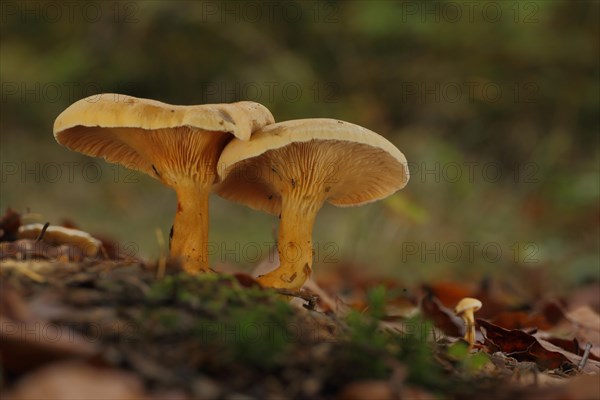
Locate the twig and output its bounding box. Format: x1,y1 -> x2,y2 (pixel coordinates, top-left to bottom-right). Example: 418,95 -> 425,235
578,342 -> 593,370
99,244 -> 110,260
35,222 -> 50,242
272,288 -> 318,310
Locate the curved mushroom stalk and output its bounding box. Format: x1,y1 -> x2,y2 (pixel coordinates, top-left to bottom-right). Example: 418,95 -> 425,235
257,192 -> 324,290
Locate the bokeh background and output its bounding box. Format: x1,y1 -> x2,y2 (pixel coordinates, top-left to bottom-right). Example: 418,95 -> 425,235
1,1 -> 598,292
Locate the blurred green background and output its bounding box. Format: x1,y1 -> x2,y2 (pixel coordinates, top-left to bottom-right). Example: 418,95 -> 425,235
1,1 -> 598,291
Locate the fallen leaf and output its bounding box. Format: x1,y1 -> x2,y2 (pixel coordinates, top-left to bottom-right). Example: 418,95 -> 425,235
303,278 -> 352,315
490,311 -> 551,330
536,338 -> 600,373
397,386 -> 437,400
0,315 -> 99,374
556,373 -> 600,400
7,360 -> 147,400
568,284 -> 600,312
0,284 -> 32,321
0,208 -> 21,242
539,336 -> 581,357
420,294 -> 464,337
336,380 -> 394,400
0,286 -> 98,374
566,306 -> 600,358
421,281 -> 474,309
232,272 -> 262,288
477,319 -> 577,371
541,300 -> 568,326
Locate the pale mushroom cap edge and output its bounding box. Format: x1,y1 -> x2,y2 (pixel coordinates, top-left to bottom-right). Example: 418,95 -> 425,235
52,94 -> 275,177
216,118 -> 409,214
53,93 -> 274,140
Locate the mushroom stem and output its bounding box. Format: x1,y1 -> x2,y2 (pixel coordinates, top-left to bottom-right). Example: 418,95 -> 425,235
257,193 -> 322,290
170,184 -> 212,274
461,310 -> 476,349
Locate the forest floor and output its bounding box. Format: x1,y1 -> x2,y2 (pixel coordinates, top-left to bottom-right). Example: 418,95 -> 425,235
1,210 -> 599,400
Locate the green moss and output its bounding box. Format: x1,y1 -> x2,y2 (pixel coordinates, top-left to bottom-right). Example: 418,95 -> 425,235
145,273 -> 296,370
226,303 -> 294,370
447,342 -> 492,373
136,276 -> 498,395
326,287 -> 444,387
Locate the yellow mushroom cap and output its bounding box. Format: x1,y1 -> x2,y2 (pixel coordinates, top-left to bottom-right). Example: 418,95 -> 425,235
454,297 -> 483,315
216,118 -> 409,215
53,93 -> 274,179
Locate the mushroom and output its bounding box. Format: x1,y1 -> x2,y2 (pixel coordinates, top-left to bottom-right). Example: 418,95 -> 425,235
18,223 -> 102,258
454,297 -> 482,350
54,93 -> 274,273
216,118 -> 409,290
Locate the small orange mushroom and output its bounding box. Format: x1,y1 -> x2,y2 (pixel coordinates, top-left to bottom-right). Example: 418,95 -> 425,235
455,297 -> 482,350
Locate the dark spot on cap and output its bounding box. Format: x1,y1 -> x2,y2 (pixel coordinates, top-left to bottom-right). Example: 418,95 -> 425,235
283,272 -> 297,283
325,186 -> 331,193
268,194 -> 273,200
218,109 -> 236,125
303,263 -> 311,278
177,202 -> 183,213
170,109 -> 175,113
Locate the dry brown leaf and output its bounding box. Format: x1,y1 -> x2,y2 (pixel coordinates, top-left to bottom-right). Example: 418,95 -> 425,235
568,284 -> 600,312
0,208 -> 21,242
541,300 -> 568,326
420,294 -> 464,337
0,284 -> 32,321
421,281 -> 474,309
536,338 -> 600,373
335,380 -> 394,400
558,373 -> 600,400
303,278 -> 352,315
0,316 -> 99,374
7,360 -> 147,400
0,285 -> 98,374
232,272 -> 262,288
490,310 -> 551,330
478,319 -> 578,371
566,305 -> 600,358
397,387 -> 437,399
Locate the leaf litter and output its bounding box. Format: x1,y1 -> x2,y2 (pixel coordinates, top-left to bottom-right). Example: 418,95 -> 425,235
0,208 -> 599,399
